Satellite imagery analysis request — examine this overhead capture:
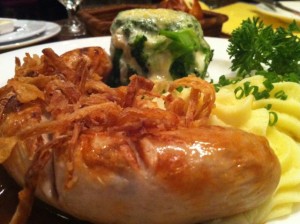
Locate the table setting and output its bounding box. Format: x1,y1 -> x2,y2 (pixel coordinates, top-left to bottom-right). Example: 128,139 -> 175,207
0,0 -> 88,52
0,1 -> 300,224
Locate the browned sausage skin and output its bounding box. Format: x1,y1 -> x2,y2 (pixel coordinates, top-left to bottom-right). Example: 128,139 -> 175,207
0,47 -> 280,224
3,126 -> 280,224
140,127 -> 280,214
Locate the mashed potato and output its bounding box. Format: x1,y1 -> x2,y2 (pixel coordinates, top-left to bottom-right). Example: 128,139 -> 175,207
207,75 -> 300,224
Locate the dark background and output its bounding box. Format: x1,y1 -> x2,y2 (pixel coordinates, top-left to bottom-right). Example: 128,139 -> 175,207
0,0 -> 258,21
0,0 -> 159,21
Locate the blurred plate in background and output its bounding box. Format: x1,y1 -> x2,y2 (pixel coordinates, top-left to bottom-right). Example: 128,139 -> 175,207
0,19 -> 46,44
256,1 -> 300,23
0,21 -> 61,51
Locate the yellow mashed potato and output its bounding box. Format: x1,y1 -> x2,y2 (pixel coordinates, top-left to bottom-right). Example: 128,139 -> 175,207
207,75 -> 300,224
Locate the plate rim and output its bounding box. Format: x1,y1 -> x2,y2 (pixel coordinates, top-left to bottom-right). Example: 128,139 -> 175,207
0,19 -> 46,44
0,36 -> 230,87
0,21 -> 61,51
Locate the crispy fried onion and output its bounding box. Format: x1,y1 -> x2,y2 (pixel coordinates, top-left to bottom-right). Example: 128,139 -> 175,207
159,0 -> 204,20
0,46 -> 215,224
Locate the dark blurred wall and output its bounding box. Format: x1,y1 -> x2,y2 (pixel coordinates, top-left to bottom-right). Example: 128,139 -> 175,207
0,0 -> 67,20
38,0 -> 67,21
0,0 -> 161,20
0,0 -> 259,21
82,0 -> 159,7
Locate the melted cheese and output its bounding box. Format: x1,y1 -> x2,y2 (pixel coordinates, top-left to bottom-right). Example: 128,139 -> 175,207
113,9 -> 193,28
110,8 -> 212,84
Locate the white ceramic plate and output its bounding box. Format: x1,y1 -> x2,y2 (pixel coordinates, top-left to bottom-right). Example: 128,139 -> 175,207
0,36 -> 299,224
256,1 -> 300,23
0,21 -> 61,51
0,19 -> 46,44
0,36 -> 232,87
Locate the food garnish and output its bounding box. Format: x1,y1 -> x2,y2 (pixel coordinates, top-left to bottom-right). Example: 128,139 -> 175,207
159,0 -> 204,20
215,18 -> 300,92
214,18 -> 300,127
228,17 -> 300,82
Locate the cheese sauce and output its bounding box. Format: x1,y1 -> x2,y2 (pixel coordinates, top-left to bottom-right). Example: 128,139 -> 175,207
110,8 -> 212,84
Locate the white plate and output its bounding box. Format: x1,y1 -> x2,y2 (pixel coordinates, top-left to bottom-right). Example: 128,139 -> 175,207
0,21 -> 61,51
256,1 -> 300,23
0,19 -> 46,44
0,36 -> 231,87
0,36 -> 299,224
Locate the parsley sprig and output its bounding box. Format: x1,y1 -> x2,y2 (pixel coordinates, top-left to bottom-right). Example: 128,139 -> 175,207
227,17 -> 300,81
214,18 -> 300,92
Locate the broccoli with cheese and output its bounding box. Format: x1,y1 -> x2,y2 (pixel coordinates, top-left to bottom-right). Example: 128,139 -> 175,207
109,8 -> 213,86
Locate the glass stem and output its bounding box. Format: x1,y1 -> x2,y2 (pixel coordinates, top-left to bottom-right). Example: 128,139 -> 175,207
66,7 -> 83,33
59,1 -> 86,37
67,8 -> 77,26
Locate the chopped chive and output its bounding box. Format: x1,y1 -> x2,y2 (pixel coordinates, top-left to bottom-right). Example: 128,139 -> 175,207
176,86 -> 184,93
263,80 -> 274,91
265,104 -> 272,110
213,75 -> 241,92
234,86 -> 244,99
243,82 -> 251,96
274,90 -> 288,100
243,81 -> 259,96
269,111 -> 278,126
253,89 -> 270,100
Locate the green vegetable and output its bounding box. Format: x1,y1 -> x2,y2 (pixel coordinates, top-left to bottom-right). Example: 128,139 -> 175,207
227,17 -> 300,82
274,90 -> 288,100
176,86 -> 184,93
234,86 -> 244,99
110,8 -> 213,84
213,75 -> 238,91
108,48 -> 123,87
215,18 -> 300,101
159,29 -> 201,57
130,35 -> 149,75
268,111 -> 278,126
160,29 -> 212,79
232,81 -> 271,100
265,104 -> 272,110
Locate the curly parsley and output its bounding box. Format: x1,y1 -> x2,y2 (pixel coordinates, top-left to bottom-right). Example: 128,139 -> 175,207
227,17 -> 300,82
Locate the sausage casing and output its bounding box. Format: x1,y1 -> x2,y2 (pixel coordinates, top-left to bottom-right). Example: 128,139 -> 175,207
3,125 -> 280,224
